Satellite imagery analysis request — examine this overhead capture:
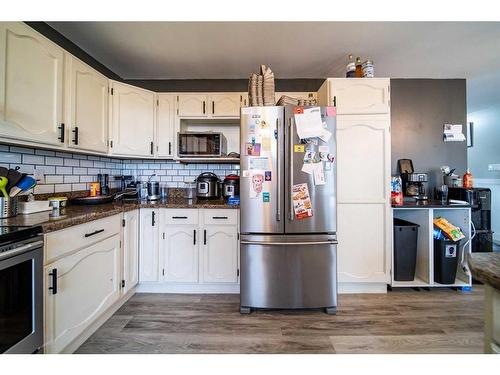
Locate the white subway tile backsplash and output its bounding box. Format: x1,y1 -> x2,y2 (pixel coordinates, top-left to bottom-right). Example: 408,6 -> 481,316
2,143 -> 239,194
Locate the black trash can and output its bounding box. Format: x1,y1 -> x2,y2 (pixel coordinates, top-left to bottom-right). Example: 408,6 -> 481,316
393,218 -> 419,281
434,238 -> 460,284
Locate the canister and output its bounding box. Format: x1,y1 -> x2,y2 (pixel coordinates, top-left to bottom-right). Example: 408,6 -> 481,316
362,60 -> 375,78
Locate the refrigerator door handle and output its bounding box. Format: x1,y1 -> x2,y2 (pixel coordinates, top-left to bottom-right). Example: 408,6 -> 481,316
288,117 -> 294,221
276,117 -> 281,222
241,240 -> 338,246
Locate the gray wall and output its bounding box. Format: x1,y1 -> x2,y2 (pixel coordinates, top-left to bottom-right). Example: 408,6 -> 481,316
391,79 -> 468,194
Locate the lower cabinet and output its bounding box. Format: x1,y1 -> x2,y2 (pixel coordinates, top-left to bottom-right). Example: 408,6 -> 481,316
122,209 -> 139,294
202,225 -> 238,283
139,208 -> 239,290
44,234 -> 121,353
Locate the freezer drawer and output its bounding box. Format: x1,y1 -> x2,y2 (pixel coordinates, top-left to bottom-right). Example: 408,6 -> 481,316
240,234 -> 337,311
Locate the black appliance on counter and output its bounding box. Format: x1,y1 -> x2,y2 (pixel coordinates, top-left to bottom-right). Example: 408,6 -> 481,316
398,159 -> 429,201
222,174 -> 239,199
196,172 -> 220,199
448,187 -> 493,252
0,225 -> 44,353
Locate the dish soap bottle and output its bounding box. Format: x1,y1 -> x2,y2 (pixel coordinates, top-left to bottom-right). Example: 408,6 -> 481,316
355,57 -> 363,78
463,169 -> 474,189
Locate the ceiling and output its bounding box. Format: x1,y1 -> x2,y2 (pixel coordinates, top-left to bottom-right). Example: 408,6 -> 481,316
48,22 -> 500,113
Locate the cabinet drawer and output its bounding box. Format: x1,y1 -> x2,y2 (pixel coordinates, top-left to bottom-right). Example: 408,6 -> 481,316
45,214 -> 121,264
202,209 -> 238,225
163,208 -> 199,225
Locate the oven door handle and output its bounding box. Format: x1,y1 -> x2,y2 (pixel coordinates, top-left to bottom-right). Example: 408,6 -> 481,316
0,240 -> 44,261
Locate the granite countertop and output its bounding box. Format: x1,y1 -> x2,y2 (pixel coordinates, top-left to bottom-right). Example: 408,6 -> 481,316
0,198 -> 238,233
468,253 -> 500,291
393,199 -> 470,209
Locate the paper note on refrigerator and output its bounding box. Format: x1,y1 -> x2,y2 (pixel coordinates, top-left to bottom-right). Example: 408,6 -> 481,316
313,162 -> 326,185
248,157 -> 269,170
301,163 -> 315,175
292,183 -> 313,219
294,107 -> 324,139
249,172 -> 264,198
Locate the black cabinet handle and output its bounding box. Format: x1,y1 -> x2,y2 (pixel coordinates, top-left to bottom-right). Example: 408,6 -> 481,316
150,141 -> 154,155
202,101 -> 205,114
193,229 -> 197,245
172,216 -> 188,219
212,216 -> 228,220
204,229 -> 207,245
333,96 -> 337,107
168,142 -> 172,155
72,126 -> 79,145
49,268 -> 57,295
84,229 -> 104,238
58,123 -> 65,143
152,211 -> 156,226
212,101 -> 215,114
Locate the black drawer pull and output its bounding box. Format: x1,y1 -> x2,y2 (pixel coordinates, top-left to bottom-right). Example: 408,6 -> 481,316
204,229 -> 207,245
58,123 -> 65,143
168,142 -> 172,155
49,268 -> 58,295
193,229 -> 197,245
72,126 -> 79,145
172,216 -> 188,219
152,211 -> 156,226
84,229 -> 104,238
212,216 -> 228,220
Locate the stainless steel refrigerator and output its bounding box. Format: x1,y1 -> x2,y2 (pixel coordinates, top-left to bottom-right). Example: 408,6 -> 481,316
239,105 -> 337,314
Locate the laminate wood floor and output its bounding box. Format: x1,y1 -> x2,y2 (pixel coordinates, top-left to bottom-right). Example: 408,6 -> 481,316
76,287 -> 484,354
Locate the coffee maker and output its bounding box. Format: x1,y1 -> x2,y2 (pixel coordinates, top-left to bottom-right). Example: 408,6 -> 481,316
398,159 -> 429,201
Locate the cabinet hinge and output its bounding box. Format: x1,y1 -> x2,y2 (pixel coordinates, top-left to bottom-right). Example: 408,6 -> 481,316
110,140 -> 113,148
237,233 -> 240,240
121,280 -> 125,288
119,240 -> 122,248
162,232 -> 165,240
237,269 -> 240,277
111,88 -> 114,95
122,219 -> 126,227
162,269 -> 165,276
157,99 -> 159,106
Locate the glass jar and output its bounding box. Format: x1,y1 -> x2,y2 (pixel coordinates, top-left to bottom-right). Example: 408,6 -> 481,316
184,182 -> 196,199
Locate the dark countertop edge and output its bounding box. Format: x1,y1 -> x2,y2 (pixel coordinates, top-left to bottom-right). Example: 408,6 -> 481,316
393,202 -> 471,209
30,202 -> 239,234
467,253 -> 500,291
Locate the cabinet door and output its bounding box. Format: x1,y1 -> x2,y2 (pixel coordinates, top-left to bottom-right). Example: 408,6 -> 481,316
336,115 -> 391,283
66,54 -> 108,153
163,225 -> 199,283
122,209 -> 139,294
177,94 -> 208,117
210,93 -> 241,117
329,78 -> 390,115
44,235 -> 120,353
139,208 -> 159,282
157,93 -> 175,157
202,225 -> 238,283
0,22 -> 64,146
111,81 -> 155,156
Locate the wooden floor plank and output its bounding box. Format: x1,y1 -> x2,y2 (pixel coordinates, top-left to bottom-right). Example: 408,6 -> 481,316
76,287 -> 485,354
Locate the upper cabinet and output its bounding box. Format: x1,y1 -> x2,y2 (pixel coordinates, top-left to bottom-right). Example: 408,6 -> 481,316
177,93 -> 241,118
65,54 -> 109,153
156,93 -> 175,158
0,22 -> 65,147
110,81 -> 156,157
318,78 -> 390,115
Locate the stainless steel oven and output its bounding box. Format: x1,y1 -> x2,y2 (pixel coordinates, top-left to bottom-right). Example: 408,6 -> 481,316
178,131 -> 227,158
0,226 -> 43,354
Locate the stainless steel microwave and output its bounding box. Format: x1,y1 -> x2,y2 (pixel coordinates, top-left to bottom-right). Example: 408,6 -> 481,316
178,132 -> 227,158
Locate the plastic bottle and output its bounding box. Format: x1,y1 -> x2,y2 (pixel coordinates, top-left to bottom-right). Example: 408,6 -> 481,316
463,169 -> 473,189
355,57 -> 363,78
345,54 -> 355,78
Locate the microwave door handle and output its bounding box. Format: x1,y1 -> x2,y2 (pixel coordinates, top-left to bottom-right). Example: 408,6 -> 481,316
276,117 -> 281,222
289,117 -> 294,221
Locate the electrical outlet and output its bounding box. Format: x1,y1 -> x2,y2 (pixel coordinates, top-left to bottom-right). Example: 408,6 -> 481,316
488,164 -> 500,172
33,167 -> 45,184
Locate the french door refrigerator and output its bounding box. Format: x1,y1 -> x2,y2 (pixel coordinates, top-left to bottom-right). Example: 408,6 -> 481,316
239,105 -> 337,314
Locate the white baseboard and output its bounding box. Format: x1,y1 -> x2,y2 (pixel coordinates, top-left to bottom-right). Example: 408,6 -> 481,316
137,282 -> 240,294
59,287 -> 136,354
338,282 -> 388,294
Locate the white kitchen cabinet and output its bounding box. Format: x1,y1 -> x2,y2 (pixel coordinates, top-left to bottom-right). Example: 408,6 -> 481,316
65,54 -> 109,153
177,94 -> 209,117
110,80 -> 156,157
44,234 -> 120,354
318,78 -> 390,115
336,114 -> 391,285
156,93 -> 175,158
0,22 -> 65,147
202,225 -> 238,283
122,209 -> 139,294
163,224 -> 199,283
139,208 -> 160,282
210,93 -> 241,117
